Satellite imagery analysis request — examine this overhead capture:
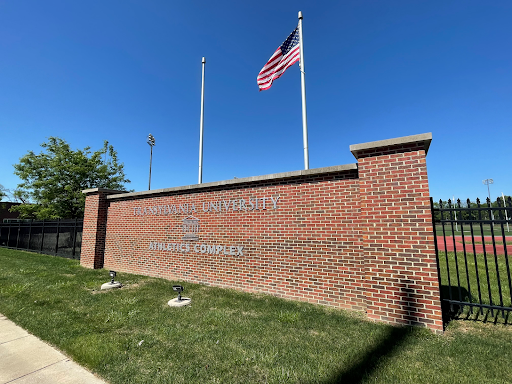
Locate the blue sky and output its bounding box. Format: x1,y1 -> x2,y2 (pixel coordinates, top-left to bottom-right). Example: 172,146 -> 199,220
0,0 -> 510,202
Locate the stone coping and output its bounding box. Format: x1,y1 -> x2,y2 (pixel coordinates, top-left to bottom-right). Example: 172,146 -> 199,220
103,163 -> 358,200
82,188 -> 128,195
350,132 -> 432,159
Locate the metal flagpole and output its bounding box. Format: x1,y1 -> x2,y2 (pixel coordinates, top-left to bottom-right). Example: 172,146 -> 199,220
198,57 -> 206,184
298,11 -> 309,170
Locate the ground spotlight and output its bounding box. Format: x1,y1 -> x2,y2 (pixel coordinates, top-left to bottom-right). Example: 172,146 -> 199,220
101,270 -> 122,290
168,284 -> 191,307
173,285 -> 184,301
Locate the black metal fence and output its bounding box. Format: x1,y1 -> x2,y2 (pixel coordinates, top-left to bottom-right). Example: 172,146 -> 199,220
432,197 -> 512,321
0,219 -> 83,260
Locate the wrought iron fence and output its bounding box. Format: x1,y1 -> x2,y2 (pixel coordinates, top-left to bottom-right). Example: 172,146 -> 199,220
0,219 -> 83,260
432,197 -> 512,321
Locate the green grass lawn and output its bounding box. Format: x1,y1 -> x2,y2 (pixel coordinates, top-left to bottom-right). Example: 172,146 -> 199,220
1,248 -> 512,384
435,223 -> 512,237
438,251 -> 512,322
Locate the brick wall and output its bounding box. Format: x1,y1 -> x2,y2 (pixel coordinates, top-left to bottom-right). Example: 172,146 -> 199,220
81,133 -> 443,332
81,189 -> 125,269
353,141 -> 442,332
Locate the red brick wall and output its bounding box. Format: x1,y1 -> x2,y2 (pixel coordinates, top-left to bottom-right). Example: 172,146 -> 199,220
357,144 -> 443,332
103,169 -> 366,312
81,135 -> 443,332
82,190 -> 121,269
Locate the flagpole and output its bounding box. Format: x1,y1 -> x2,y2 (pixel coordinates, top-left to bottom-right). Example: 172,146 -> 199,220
198,57 -> 206,184
298,11 -> 309,170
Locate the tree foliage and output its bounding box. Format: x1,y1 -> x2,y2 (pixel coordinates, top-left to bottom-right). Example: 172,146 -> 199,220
11,137 -> 130,219
0,184 -> 22,203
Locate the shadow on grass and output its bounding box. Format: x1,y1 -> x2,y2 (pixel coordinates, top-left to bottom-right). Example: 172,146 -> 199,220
440,285 -> 469,326
316,284 -> 423,384
319,326 -> 413,384
440,285 -> 511,325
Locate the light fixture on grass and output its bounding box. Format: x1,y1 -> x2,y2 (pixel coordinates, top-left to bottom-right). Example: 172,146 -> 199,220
101,270 -> 122,290
173,285 -> 183,301
168,284 -> 191,307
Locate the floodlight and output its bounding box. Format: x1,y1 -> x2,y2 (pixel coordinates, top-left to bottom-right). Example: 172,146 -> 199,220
168,285 -> 190,307
147,133 -> 156,147
101,270 -> 121,290
173,285 -> 184,301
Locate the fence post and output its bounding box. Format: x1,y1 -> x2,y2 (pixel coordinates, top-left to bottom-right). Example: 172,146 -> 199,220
77,220 -> 83,258
40,219 -> 45,252
431,197 -> 442,289
28,219 -> 33,251
55,218 -> 60,255
15,221 -> 21,249
72,218 -> 78,259
7,223 -> 11,248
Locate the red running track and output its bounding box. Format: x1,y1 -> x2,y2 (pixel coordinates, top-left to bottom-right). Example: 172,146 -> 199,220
436,236 -> 512,255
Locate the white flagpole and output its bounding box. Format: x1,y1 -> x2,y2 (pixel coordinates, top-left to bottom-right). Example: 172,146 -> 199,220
298,11 -> 309,170
198,57 -> 206,184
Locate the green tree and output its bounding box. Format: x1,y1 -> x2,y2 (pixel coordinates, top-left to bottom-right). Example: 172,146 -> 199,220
12,137 -> 130,219
0,184 -> 19,203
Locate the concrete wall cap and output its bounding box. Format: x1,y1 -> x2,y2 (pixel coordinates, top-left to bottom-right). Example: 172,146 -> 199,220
82,188 -> 127,195
106,163 -> 358,200
350,133 -> 432,159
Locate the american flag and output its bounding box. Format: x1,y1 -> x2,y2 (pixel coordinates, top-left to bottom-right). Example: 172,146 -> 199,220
257,26 -> 300,91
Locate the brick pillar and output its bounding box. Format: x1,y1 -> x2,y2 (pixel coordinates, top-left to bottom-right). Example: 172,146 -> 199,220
80,188 -> 125,269
351,133 -> 443,332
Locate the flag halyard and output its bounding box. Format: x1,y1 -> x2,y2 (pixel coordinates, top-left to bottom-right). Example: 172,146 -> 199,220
257,26 -> 300,91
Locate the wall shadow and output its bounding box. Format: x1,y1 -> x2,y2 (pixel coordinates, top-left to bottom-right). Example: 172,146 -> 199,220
314,284 -> 423,384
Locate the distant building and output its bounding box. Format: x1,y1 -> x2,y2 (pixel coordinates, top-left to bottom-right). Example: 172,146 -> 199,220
0,202 -> 21,223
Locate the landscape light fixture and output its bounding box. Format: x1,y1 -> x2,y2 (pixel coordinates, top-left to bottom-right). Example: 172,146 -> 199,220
147,133 -> 156,190
101,270 -> 122,290
168,284 -> 191,307
173,285 -> 184,301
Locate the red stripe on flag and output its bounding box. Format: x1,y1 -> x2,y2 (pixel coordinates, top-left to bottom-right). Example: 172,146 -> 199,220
257,38 -> 300,91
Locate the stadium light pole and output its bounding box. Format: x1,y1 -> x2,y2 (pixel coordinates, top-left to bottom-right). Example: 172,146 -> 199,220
502,192 -> 510,233
482,178 -> 494,224
147,134 -> 156,190
453,195 -> 458,232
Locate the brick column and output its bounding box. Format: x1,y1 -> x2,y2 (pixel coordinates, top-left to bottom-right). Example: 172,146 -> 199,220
351,133 -> 443,332
80,188 -> 125,269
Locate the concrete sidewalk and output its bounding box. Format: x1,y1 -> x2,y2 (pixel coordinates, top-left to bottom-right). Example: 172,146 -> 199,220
0,314 -> 107,384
